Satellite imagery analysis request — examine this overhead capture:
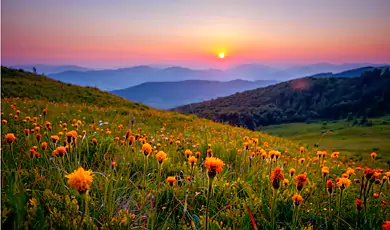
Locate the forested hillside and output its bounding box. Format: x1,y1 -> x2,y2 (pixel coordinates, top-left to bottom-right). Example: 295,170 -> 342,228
174,68 -> 390,129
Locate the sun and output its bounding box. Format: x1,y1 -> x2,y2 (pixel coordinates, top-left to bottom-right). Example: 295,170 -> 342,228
219,52 -> 225,59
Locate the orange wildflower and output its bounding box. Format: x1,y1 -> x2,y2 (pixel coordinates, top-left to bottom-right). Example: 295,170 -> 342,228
51,135 -> 59,144
4,133 -> 16,144
92,138 -> 98,146
206,149 -> 213,157
188,156 -> 197,167
292,194 -> 304,206
204,157 -> 224,178
24,129 -> 30,136
326,180 -> 334,194
185,149 -> 192,158
322,167 -> 330,178
155,151 -> 167,164
166,176 -> 176,186
41,142 -> 48,150
36,133 -> 42,142
355,199 -> 363,212
295,174 -> 308,191
336,178 -> 351,190
271,167 -> 284,190
299,147 -> 304,153
65,167 -> 93,193
142,143 -> 153,156
289,168 -> 296,177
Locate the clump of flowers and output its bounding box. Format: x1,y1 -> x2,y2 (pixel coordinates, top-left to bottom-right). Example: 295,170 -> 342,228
53,146 -> 66,157
30,147 -> 40,158
364,168 -> 375,180
382,220 -> 390,230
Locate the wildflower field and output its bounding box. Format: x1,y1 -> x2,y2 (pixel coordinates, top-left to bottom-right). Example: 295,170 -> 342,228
1,69 -> 390,229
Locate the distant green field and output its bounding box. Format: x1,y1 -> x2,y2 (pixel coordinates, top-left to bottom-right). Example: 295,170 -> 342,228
261,116 -> 390,164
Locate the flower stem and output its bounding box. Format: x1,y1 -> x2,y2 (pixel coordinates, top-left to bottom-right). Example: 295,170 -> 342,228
271,189 -> 278,230
337,189 -> 343,230
77,193 -> 88,229
205,177 -> 214,230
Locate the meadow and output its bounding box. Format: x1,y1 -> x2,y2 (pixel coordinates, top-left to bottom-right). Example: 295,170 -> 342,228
1,68 -> 390,229
261,117 -> 390,164
1,97 -> 389,230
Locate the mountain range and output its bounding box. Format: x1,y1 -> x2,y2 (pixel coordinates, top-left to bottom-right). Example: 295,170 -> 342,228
111,79 -> 276,109
111,65 -> 388,109
10,62 -> 384,91
308,66 -> 390,78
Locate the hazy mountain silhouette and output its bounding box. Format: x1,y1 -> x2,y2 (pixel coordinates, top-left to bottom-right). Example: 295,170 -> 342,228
12,64 -> 92,75
111,79 -> 277,109
45,63 -> 388,90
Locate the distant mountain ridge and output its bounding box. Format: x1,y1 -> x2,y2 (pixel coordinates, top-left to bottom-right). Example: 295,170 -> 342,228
173,67 -> 390,129
309,66 -> 390,78
49,66 -> 228,91
111,79 -> 277,109
39,62 -> 389,90
11,64 -> 92,74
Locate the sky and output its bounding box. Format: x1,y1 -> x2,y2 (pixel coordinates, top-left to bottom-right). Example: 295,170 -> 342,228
2,0 -> 390,69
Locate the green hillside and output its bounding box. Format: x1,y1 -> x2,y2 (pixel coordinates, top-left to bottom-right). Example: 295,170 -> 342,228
174,68 -> 390,129
1,66 -> 147,110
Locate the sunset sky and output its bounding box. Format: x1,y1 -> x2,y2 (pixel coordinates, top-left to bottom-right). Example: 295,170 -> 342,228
2,0 -> 390,69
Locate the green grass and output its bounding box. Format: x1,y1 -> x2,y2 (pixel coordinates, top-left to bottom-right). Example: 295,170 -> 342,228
261,117 -> 390,164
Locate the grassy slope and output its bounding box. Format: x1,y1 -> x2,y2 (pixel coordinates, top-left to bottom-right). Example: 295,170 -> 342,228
1,66 -> 148,109
262,117 -> 390,163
